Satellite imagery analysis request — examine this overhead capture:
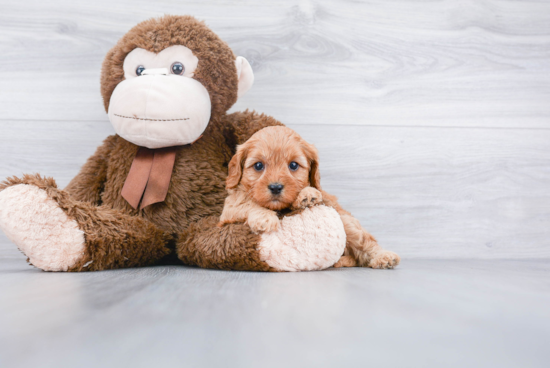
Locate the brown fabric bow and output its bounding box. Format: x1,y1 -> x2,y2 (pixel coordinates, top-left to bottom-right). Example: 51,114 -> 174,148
121,147 -> 177,210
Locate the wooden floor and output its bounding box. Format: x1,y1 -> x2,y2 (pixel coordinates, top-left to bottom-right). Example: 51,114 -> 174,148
1,253 -> 549,368
1,1 -> 550,367
1,0 -> 549,259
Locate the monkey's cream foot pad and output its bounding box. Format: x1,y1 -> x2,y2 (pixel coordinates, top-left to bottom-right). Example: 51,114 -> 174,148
258,205 -> 346,271
0,184 -> 85,271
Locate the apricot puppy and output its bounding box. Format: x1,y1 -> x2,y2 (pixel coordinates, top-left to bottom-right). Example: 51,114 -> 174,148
219,126 -> 321,233
219,126 -> 401,269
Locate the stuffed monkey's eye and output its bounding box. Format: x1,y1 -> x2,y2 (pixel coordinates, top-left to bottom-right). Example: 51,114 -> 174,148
253,162 -> 264,171
171,62 -> 185,75
289,161 -> 299,171
136,65 -> 145,76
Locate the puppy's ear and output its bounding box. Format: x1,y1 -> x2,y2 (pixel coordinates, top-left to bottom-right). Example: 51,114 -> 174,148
309,160 -> 321,190
303,141 -> 322,190
226,144 -> 248,189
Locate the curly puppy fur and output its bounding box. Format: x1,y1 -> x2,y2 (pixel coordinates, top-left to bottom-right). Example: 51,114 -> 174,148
219,126 -> 323,233
217,126 -> 400,268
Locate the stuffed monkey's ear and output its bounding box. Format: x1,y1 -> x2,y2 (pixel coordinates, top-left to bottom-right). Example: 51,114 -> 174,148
226,145 -> 247,189
235,56 -> 254,98
303,142 -> 322,190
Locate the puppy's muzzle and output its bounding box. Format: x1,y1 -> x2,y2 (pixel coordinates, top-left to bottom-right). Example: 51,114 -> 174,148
268,183 -> 284,195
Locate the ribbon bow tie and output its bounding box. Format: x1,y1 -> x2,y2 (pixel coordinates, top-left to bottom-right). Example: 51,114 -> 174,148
121,147 -> 177,210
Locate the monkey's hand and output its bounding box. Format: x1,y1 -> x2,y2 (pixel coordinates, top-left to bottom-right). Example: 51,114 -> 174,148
291,187 -> 323,210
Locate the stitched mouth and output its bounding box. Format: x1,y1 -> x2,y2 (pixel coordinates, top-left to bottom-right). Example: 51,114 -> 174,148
114,114 -> 189,122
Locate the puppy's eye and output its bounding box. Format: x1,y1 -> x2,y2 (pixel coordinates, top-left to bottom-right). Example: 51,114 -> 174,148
253,162 -> 264,171
171,62 -> 185,75
136,65 -> 145,76
289,161 -> 299,171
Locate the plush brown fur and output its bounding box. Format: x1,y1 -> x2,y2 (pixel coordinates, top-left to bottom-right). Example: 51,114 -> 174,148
101,15 -> 238,119
0,174 -> 173,271
2,109 -> 282,271
178,217 -> 274,271
1,15 -> 398,271
53,109 -> 281,270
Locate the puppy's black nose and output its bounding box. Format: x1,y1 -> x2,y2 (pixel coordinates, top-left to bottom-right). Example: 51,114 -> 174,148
268,183 -> 284,195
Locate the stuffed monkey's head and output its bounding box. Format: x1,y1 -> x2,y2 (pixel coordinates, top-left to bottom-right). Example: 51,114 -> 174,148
100,15 -> 254,149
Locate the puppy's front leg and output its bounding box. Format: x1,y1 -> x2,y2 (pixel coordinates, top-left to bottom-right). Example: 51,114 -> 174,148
218,191 -> 248,227
246,207 -> 280,233
291,187 -> 323,210
218,190 -> 279,233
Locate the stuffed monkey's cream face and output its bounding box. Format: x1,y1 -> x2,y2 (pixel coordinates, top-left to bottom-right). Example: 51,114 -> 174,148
108,45 -> 253,149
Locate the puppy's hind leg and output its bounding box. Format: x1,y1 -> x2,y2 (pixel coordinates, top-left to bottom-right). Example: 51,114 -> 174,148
340,214 -> 400,269
333,255 -> 357,268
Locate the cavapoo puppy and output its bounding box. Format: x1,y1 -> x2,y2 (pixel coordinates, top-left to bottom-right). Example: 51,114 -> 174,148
218,126 -> 400,269
218,126 -> 322,233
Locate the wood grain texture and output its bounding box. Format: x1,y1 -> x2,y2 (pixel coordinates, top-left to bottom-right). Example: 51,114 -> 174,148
1,121 -> 549,259
0,259 -> 549,368
0,0 -> 549,259
0,0 -> 549,127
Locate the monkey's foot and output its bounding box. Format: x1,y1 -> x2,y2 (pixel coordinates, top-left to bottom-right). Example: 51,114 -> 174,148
259,205 -> 346,271
0,184 -> 85,271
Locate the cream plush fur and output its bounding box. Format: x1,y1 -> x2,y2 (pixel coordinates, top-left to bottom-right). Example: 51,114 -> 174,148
235,56 -> 254,98
108,74 -> 212,149
0,184 -> 85,271
108,45 -> 254,149
258,205 -> 346,272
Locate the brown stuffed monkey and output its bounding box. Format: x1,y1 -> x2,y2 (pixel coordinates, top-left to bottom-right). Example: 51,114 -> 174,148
0,15 -> 399,272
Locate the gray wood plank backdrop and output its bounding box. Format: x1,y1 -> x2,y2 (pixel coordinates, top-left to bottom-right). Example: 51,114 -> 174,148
0,0 -> 549,259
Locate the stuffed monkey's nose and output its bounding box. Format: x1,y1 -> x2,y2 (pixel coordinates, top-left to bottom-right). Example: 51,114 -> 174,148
268,183 -> 284,195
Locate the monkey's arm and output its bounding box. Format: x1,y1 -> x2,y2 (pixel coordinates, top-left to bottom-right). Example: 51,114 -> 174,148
64,135 -> 116,205
320,189 -> 401,269
223,110 -> 285,147
177,217 -> 275,272
177,206 -> 344,272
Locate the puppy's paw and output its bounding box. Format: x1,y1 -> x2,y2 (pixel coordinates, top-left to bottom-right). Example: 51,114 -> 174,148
368,251 -> 400,269
292,187 -> 323,210
333,255 -> 357,268
247,212 -> 280,233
